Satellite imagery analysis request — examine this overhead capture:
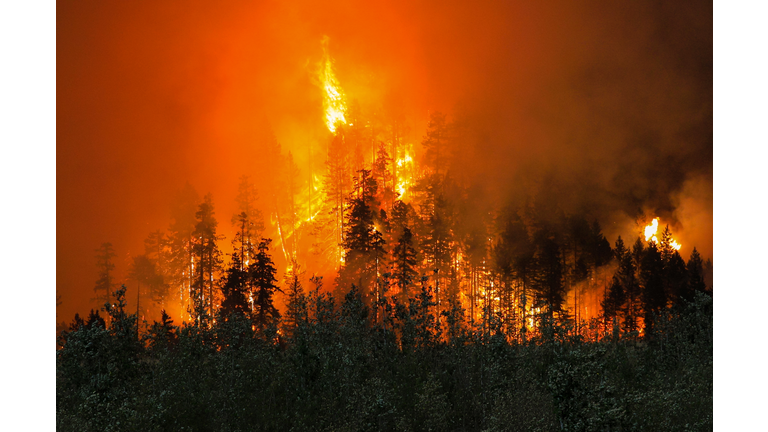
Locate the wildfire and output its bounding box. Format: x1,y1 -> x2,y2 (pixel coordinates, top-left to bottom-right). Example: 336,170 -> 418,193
395,152 -> 414,198
643,217 -> 682,251
319,36 -> 346,133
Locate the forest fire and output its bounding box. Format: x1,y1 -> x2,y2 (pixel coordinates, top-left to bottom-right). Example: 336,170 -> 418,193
644,217 -> 682,251
54,2 -> 714,429
319,35 -> 347,133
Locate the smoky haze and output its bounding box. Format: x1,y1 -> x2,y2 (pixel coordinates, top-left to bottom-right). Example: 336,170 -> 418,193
57,1 -> 712,323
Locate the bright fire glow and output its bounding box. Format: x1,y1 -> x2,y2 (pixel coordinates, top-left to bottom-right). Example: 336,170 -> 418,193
644,218 -> 659,243
319,36 -> 346,133
643,217 -> 682,251
395,152 -> 414,198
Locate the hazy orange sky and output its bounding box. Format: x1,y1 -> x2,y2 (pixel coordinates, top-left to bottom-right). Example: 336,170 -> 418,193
58,1 -> 712,323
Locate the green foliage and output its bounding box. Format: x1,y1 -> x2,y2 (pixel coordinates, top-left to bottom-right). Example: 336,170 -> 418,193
58,282 -> 712,431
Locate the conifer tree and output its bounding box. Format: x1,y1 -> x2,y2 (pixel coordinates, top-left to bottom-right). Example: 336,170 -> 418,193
231,175 -> 264,269
640,241 -> 665,334
284,269 -> 308,339
165,182 -> 200,320
665,251 -> 689,307
657,225 -> 689,306
687,247 -> 707,297
391,226 -> 418,299
338,169 -> 385,303
614,236 -> 641,333
602,275 -> 625,325
372,141 -> 395,208
531,232 -> 567,321
324,128 -> 354,266
493,208 -> 535,333
416,174 -> 453,314
220,252 -> 249,318
250,238 -> 281,330
191,193 -> 223,323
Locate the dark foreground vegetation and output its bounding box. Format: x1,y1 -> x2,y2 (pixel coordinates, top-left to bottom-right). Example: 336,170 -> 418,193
57,283 -> 711,432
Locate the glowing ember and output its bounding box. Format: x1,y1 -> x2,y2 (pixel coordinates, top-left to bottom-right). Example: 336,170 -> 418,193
643,217 -> 682,251
319,35 -> 347,133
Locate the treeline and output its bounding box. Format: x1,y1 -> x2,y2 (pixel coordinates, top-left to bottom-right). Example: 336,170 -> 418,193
57,278 -> 712,431
79,111 -> 712,342
59,108 -> 713,429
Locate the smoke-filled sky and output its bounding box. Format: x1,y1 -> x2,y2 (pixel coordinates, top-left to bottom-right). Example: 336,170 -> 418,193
58,0 -> 712,322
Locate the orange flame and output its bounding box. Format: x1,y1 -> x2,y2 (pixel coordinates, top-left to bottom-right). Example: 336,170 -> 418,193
395,152 -> 414,198
643,217 -> 682,251
319,36 -> 346,133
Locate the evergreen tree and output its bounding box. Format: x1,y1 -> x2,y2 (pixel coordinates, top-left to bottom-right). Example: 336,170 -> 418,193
338,169 -> 385,304
588,220 -> 613,267
391,226 -> 418,299
531,232 -> 567,320
614,236 -> 641,333
220,252 -> 250,318
284,269 -> 308,339
250,238 -> 281,330
687,247 -> 707,297
94,242 -> 117,307
191,193 -> 223,323
640,241 -> 665,334
165,182 -> 200,321
493,208 -> 535,334
657,225 -> 689,306
665,251 -> 689,307
416,173 -> 453,314
323,128 -> 354,266
231,175 -> 265,268
601,275 -> 625,327
372,141 -> 396,208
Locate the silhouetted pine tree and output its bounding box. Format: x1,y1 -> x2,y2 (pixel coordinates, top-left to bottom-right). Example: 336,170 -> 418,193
657,225 -> 689,307
602,276 -> 625,327
687,247 -> 707,297
165,182 -> 200,320
612,236 -> 640,333
372,141 -> 395,208
416,173 -> 453,314
231,175 -> 265,267
338,169 -> 385,303
532,231 -> 567,321
391,226 -> 418,299
665,251 -> 689,307
220,252 -> 250,318
640,242 -> 665,335
284,269 -> 308,339
323,128 -> 354,265
493,208 -> 535,335
250,238 -> 281,330
191,194 -> 223,323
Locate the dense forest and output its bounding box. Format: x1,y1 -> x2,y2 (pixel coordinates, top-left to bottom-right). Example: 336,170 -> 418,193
58,107 -> 712,430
